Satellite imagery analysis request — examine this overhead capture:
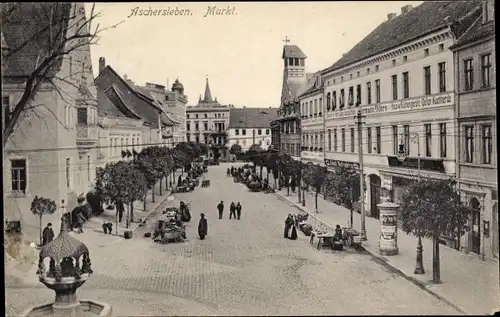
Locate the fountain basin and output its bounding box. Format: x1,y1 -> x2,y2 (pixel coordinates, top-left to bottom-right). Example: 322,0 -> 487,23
21,299 -> 112,317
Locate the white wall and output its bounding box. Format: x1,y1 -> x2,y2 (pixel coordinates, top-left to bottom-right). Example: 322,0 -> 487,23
227,127 -> 272,151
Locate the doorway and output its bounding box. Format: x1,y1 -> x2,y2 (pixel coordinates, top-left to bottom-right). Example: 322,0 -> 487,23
369,174 -> 381,219
470,198 -> 481,254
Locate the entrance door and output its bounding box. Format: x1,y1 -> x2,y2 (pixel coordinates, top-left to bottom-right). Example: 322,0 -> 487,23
470,198 -> 481,254
370,175 -> 381,219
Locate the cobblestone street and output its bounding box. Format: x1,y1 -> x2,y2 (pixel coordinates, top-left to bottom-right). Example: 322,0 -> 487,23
6,164 -> 462,316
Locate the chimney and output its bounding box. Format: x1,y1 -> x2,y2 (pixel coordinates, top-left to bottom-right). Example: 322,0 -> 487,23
99,57 -> 105,74
387,13 -> 397,21
401,5 -> 413,14
483,0 -> 495,23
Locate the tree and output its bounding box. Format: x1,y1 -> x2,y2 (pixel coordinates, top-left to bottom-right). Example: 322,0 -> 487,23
30,196 -> 57,245
279,154 -> 301,196
302,163 -> 328,211
246,144 -> 264,172
97,161 -> 147,231
399,178 -> 470,283
134,155 -> 158,212
325,165 -> 360,208
229,143 -> 242,158
1,3 -> 124,149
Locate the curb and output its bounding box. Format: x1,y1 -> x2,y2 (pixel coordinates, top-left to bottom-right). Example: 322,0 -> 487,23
274,191 -> 469,315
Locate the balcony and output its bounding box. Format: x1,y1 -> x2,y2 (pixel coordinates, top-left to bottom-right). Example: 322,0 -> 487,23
76,124 -> 98,153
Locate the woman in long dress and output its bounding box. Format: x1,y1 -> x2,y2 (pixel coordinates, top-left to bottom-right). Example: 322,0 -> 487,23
288,215 -> 298,240
198,213 -> 208,240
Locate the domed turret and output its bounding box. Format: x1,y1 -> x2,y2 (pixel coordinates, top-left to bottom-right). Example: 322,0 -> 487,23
172,78 -> 184,94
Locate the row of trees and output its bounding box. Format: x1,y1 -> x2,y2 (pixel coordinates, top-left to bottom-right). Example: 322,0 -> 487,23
243,146 -> 471,283
95,142 -> 208,229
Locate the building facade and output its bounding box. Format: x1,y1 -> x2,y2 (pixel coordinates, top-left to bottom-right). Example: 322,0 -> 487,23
299,73 -> 325,166
450,0 -> 497,260
2,3 -> 99,237
321,1 -> 481,220
95,58 -> 178,168
186,78 -> 231,159
227,107 -> 279,153
142,79 -> 187,146
271,43 -> 312,160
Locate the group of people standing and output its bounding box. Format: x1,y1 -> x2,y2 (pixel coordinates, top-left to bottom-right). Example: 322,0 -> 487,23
217,201 -> 243,220
284,214 -> 298,240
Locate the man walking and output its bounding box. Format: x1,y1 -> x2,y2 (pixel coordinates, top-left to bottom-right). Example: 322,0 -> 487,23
217,201 -> 224,219
198,213 -> 208,240
229,202 -> 236,219
42,223 -> 55,246
236,202 -> 242,220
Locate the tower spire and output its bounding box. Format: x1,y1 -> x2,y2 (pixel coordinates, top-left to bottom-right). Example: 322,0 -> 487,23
203,76 -> 213,103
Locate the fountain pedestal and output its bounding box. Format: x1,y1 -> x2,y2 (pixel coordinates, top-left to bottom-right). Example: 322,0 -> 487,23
21,212 -> 112,317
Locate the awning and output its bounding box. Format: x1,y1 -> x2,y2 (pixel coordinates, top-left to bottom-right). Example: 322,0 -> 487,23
378,166 -> 452,181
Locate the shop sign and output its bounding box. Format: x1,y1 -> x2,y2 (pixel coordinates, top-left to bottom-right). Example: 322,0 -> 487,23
330,93 -> 453,119
381,174 -> 393,190
324,159 -> 359,170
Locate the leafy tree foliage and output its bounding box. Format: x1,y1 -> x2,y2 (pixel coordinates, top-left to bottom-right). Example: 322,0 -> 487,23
302,163 -> 328,211
229,143 -> 242,155
324,166 -> 360,207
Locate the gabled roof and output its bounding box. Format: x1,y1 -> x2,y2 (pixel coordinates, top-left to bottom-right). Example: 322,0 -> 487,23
282,45 -> 307,59
100,85 -> 141,119
298,72 -> 322,98
2,3 -> 72,77
228,107 -> 279,129
323,1 -> 482,73
450,15 -> 495,50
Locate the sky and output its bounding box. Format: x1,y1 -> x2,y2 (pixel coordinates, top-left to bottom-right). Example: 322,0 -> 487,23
86,1 -> 423,108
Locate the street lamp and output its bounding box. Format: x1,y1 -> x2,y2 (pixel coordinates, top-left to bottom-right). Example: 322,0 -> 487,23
398,132 -> 424,274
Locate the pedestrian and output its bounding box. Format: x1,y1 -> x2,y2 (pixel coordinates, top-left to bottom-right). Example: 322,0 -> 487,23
116,201 -> 124,223
236,202 -> 242,220
198,213 -> 208,240
217,201 -> 224,219
229,202 -> 236,219
42,223 -> 55,246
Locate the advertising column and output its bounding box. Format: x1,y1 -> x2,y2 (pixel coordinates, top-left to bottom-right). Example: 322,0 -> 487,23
378,200 -> 400,256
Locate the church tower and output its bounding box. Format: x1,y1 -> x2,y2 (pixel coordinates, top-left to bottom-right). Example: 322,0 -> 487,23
280,37 -> 307,107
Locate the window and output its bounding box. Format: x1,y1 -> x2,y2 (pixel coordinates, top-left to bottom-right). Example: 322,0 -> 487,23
375,79 -> 381,103
187,114 -> 190,119
439,44 -> 444,51
340,89 -> 345,109
258,129 -> 262,135
11,159 -> 27,193
481,54 -> 491,88
367,127 -> 372,154
366,82 -> 372,104
204,122 -> 208,131
403,125 -> 410,155
341,128 -> 346,152
375,65 -> 379,72
465,126 -> 474,163
367,68 -> 371,74
242,129 -> 246,136
356,85 -> 361,106
392,125 -> 399,155
464,59 -> 474,91
350,73 -> 353,80
391,75 -> 398,100
376,127 -> 381,154
204,113 -> 208,118
328,129 -> 332,151
66,158 -> 71,188
195,136 -> 199,143
2,95 -> 10,127
332,91 -> 337,110
195,122 -> 199,130
482,125 -> 492,164
439,123 -> 447,158
319,98 -> 323,115
424,48 -> 429,56
186,123 -> 190,131
235,129 -> 239,135
266,129 -> 269,135
326,93 -> 331,111
357,71 -> 360,77
403,56 -> 408,63
423,70 -> 434,100
77,108 -> 88,125
438,62 -> 446,92
195,114 -> 198,118
350,128 -> 355,152
392,59 -> 396,66
333,129 -> 338,151
402,72 -> 409,98
348,87 -> 354,106
425,124 -> 432,157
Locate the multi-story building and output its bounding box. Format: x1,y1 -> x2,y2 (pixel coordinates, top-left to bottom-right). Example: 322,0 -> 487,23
186,78 -> 231,159
142,79 -> 187,145
299,72 -> 325,166
2,3 -> 99,237
321,1 -> 481,219
227,107 -> 279,153
450,0 -> 497,260
271,42 -> 312,160
95,58 -> 178,166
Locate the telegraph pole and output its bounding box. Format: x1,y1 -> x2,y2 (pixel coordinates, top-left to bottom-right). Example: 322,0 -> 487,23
356,110 -> 367,241
252,129 -> 256,145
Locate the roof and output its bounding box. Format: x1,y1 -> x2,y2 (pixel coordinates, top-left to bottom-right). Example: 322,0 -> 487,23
2,3 -> 72,77
282,45 -> 307,59
228,107 -> 279,129
323,1 -> 482,73
96,66 -> 176,127
450,16 -> 495,50
298,72 -> 322,98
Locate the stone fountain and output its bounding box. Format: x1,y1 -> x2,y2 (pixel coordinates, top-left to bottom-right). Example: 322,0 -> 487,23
21,213 -> 112,317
